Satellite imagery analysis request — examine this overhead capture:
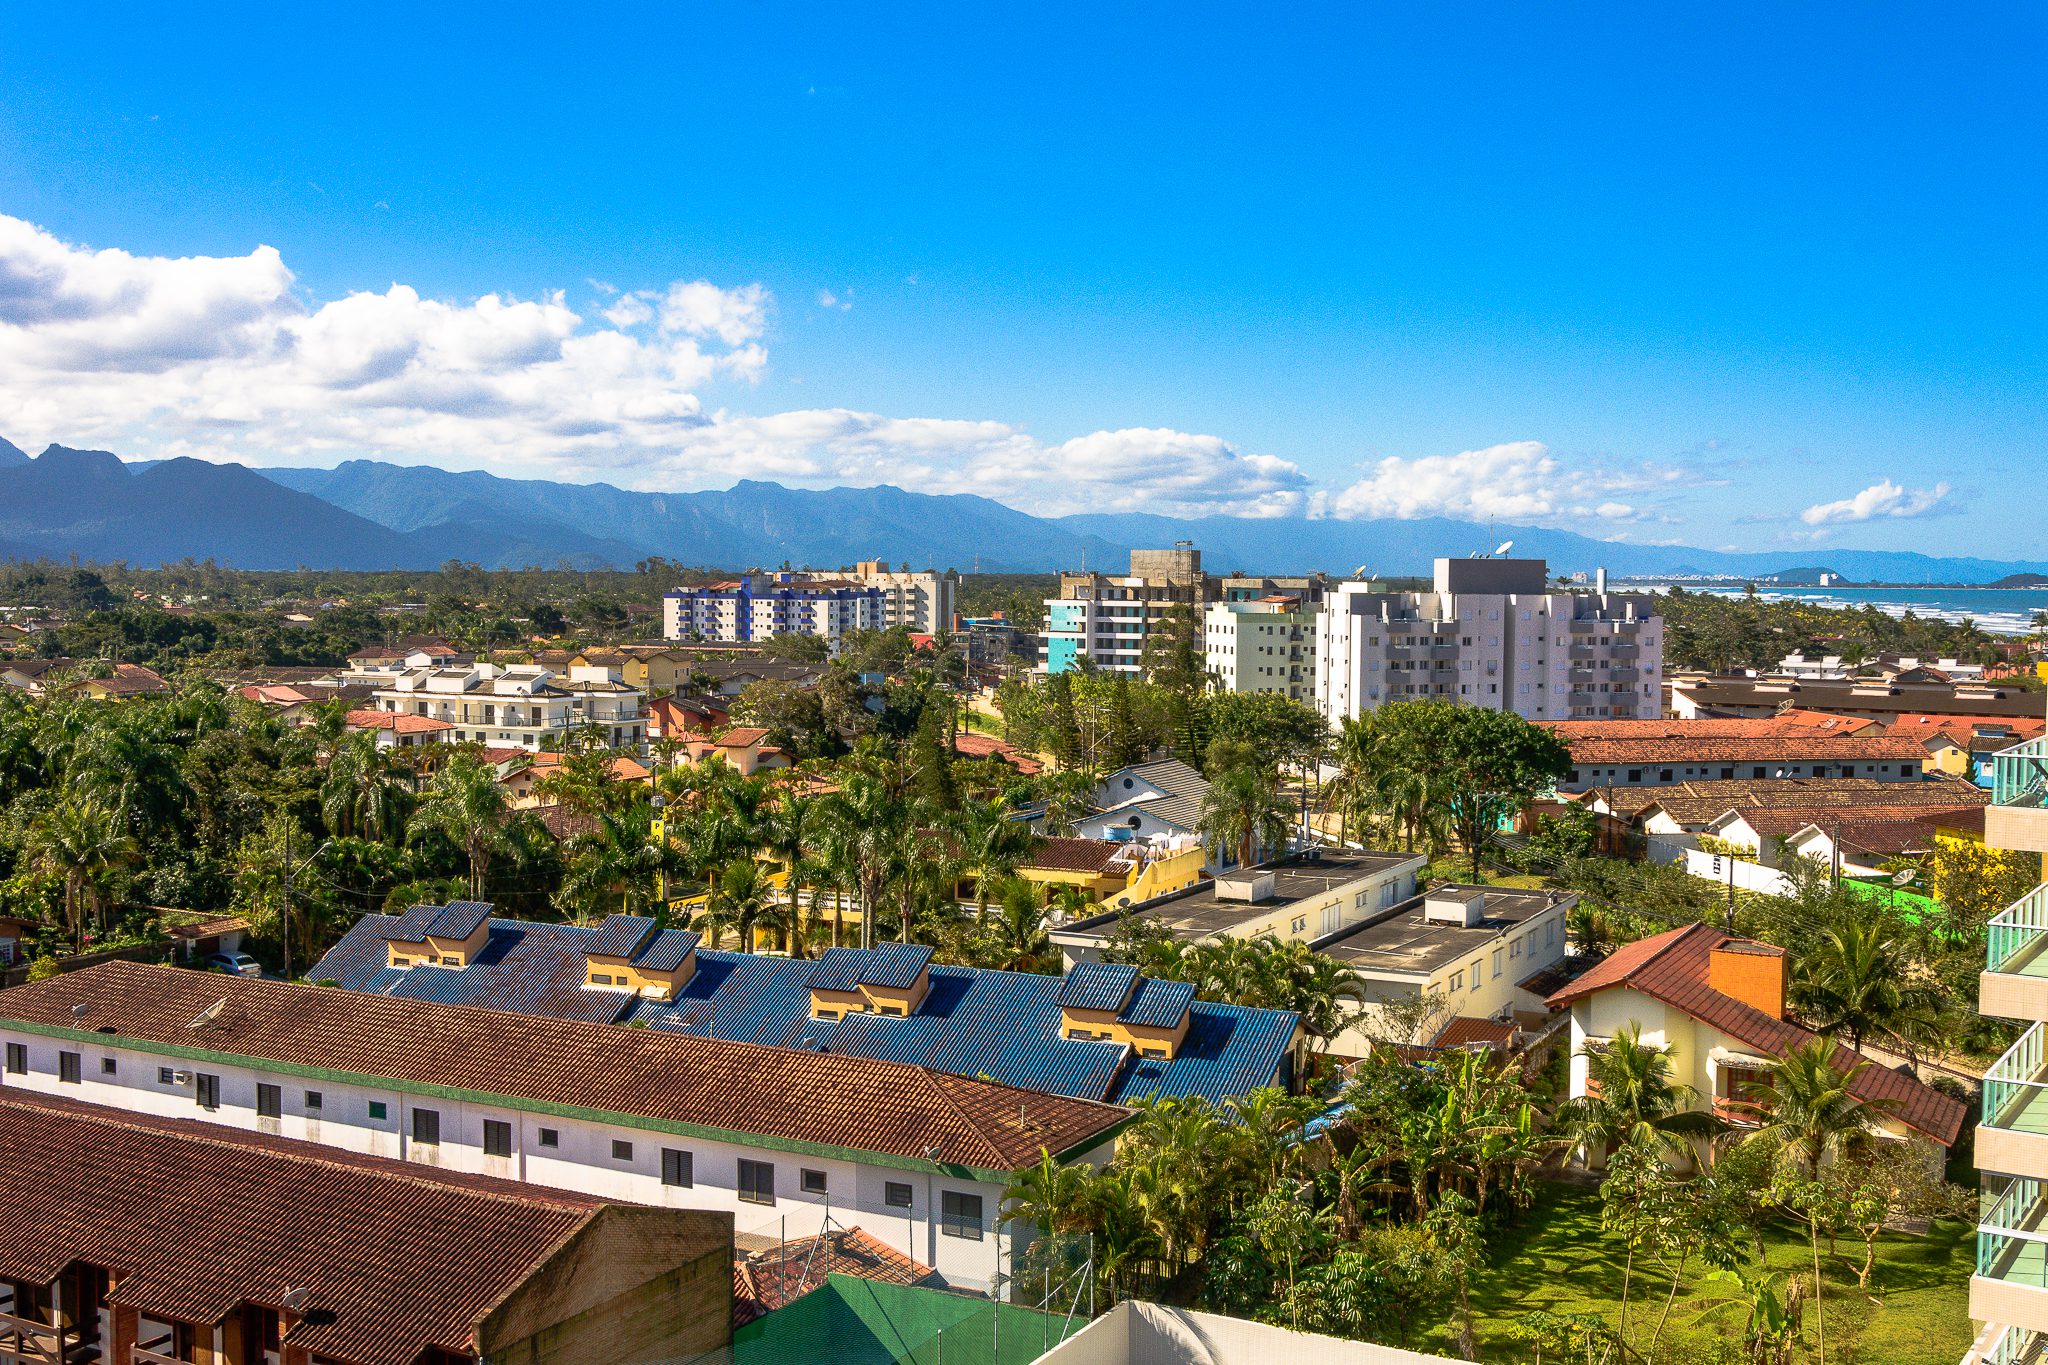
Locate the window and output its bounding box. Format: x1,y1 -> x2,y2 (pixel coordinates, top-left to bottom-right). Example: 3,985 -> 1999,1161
256,1083 -> 281,1118
5,1043 -> 25,1075
886,1181 -> 914,1209
1449,971 -> 1463,992
1469,961 -> 1481,991
412,1108 -> 440,1145
801,1169 -> 828,1195
590,973 -> 614,986
538,1127 -> 559,1148
369,1100 -> 388,1121
58,1051 -> 80,1084
1289,916 -> 1306,935
1510,937 -> 1523,959
1492,949 -> 1503,977
1320,906 -> 1341,936
196,1073 -> 220,1109
100,1056 -> 117,1076
157,1066 -> 175,1085
739,1159 -> 776,1205
305,1090 -> 323,1112
662,1148 -> 693,1187
942,1191 -> 985,1240
484,1120 -> 512,1157
612,1139 -> 634,1162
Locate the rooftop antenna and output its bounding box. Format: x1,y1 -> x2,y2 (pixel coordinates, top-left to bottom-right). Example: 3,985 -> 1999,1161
1495,540 -> 1514,557
186,998 -> 228,1030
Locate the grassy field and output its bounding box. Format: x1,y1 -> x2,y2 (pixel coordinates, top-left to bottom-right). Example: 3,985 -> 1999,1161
1413,1182 -> 1974,1365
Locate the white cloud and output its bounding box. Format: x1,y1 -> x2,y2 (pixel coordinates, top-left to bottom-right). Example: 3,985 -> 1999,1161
815,288 -> 852,311
1316,441 -> 1668,526
1799,478 -> 1951,526
0,213 -> 1306,519
657,280 -> 767,345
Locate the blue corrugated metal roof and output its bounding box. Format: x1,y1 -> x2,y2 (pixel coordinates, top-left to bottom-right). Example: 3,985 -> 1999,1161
310,914 -> 1297,1107
1059,962 -> 1137,1013
380,903 -> 442,944
807,943 -> 933,992
634,929 -> 700,972
428,900 -> 493,941
1120,977 -> 1196,1028
590,914 -> 658,959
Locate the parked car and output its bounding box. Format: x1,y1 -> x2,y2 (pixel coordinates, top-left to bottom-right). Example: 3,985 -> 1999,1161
204,951 -> 262,977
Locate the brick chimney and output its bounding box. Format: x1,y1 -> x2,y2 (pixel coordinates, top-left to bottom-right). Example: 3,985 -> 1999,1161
1707,939 -> 1787,1020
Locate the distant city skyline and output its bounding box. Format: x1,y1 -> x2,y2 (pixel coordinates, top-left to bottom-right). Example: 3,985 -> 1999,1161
0,4 -> 2040,553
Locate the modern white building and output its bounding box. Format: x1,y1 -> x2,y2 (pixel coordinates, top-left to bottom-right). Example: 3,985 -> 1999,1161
851,560 -> 956,636
660,558 -> 951,647
1204,597 -> 1318,703
1317,559 -> 1663,725
370,661 -> 647,753
1043,547 -> 1215,676
0,960 -> 1130,1292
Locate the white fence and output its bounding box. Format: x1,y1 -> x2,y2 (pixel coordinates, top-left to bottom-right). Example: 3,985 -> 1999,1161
1683,848 -> 1793,897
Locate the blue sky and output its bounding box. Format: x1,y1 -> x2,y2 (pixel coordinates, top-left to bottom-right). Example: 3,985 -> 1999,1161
0,3 -> 2041,552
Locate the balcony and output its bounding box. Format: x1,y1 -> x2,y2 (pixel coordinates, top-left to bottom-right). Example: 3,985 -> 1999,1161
1568,644 -> 1600,661
1986,885 -> 2048,1022
1969,1326 -> 2048,1365
1981,1024 -> 2048,1176
1979,1178 -> 2048,1334
1610,643 -> 1640,660
1991,740 -> 2048,854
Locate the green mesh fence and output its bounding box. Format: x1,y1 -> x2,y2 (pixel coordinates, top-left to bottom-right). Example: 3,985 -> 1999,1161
696,1274 -> 1087,1365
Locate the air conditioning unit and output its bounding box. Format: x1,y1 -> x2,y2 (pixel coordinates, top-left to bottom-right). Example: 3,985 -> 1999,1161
172,1070 -> 192,1085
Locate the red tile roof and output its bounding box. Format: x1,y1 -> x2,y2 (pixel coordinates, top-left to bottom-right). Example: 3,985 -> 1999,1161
0,1089 -> 707,1365
1554,730 -> 1927,766
714,727 -> 771,748
1431,1016 -> 1517,1050
952,732 -> 1045,775
1022,837 -> 1124,874
732,1229 -> 939,1326
344,708 -> 455,735
0,961 -> 1128,1174
1545,924 -> 1965,1145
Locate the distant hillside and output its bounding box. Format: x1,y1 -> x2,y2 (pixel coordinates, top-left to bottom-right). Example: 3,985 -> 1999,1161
1,442 -> 2042,581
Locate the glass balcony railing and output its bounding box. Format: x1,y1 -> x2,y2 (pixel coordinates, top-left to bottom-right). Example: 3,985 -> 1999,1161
1991,885 -> 2048,978
1995,738 -> 2048,810
1985,1023 -> 2048,1135
1976,1326 -> 2048,1365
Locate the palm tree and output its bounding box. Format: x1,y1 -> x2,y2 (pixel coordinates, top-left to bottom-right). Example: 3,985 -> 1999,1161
1792,915 -> 1942,1053
761,792 -> 820,954
985,876 -> 1054,972
321,730 -> 412,844
817,775 -> 910,950
555,805 -> 674,922
1198,765 -> 1291,869
1004,1148 -> 1094,1236
27,799 -> 139,948
702,857 -> 775,952
1555,1024 -> 1722,1163
1739,1038 -> 1886,1174
409,754 -> 510,900
955,798 -> 1036,923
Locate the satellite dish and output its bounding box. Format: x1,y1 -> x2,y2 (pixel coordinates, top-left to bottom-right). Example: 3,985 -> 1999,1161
186,998 -> 228,1030
1891,869 -> 1917,887
1495,540 -> 1515,557
70,1003 -> 90,1019
281,1287 -> 311,1314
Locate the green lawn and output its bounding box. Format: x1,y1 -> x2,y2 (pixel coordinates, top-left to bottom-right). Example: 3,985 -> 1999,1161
1414,1181 -> 1974,1365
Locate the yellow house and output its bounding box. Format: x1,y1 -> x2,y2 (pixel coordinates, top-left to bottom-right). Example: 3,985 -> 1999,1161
380,900 -> 493,969
1013,837 -> 1205,911
1546,922 -> 1967,1169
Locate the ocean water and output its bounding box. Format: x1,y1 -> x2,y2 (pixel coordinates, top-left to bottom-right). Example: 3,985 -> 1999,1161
1651,585 -> 2048,636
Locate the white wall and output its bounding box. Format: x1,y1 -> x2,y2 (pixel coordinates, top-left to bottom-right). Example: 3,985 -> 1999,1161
1033,1301 -> 1467,1365
0,1028 -> 1065,1289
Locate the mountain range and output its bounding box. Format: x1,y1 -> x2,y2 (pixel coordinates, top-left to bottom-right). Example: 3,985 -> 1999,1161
0,441 -> 2037,583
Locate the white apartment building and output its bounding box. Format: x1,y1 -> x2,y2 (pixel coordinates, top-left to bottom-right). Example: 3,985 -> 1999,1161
664,573 -> 886,649
1317,559 -> 1663,725
371,661 -> 647,752
0,961 -> 1129,1292
852,560 -> 956,636
1969,738 -> 2048,1361
1205,598 -> 1318,703
1043,547 -> 1215,675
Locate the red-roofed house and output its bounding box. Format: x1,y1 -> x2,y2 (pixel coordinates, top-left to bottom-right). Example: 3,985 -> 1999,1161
343,708 -> 454,750
1546,923 -> 1965,1167
951,731 -> 1044,775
